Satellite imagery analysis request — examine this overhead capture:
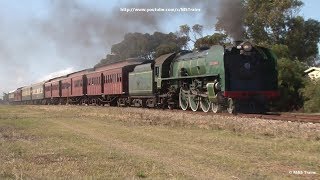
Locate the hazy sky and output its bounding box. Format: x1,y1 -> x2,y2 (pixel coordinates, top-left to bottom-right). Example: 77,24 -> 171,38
0,0 -> 319,98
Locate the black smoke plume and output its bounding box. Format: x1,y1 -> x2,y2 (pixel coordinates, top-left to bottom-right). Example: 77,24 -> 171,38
216,0 -> 245,40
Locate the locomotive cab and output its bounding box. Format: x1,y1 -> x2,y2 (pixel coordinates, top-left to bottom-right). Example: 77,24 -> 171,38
223,41 -> 279,112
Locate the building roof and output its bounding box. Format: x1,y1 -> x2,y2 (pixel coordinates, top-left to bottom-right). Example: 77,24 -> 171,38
304,67 -> 320,79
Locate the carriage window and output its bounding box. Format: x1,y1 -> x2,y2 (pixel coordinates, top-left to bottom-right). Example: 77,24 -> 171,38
119,74 -> 122,82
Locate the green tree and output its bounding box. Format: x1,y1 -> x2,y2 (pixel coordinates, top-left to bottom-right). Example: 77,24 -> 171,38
95,32 -> 188,67
276,58 -> 307,111
154,42 -> 180,58
178,24 -> 191,41
177,24 -> 205,49
237,0 -> 320,64
194,33 -> 230,49
271,44 -> 290,59
243,0 -> 303,44
285,17 -> 320,65
191,24 -> 204,40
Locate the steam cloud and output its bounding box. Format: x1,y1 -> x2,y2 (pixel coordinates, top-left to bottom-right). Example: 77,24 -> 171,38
0,0 -> 245,96
38,0 -> 221,62
38,0 -> 245,62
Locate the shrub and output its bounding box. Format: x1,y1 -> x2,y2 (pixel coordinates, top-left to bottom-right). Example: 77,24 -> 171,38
274,58 -> 307,111
302,79 -> 320,113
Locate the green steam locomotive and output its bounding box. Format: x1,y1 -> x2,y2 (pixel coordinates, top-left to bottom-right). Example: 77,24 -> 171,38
128,41 -> 279,113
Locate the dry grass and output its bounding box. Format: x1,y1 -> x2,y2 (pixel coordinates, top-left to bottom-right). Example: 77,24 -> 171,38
0,105 -> 319,179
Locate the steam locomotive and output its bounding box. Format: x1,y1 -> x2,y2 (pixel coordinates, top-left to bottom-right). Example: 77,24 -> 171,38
8,41 -> 279,114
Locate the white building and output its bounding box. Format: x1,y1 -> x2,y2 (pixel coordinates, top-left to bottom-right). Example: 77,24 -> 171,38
304,67 -> 320,80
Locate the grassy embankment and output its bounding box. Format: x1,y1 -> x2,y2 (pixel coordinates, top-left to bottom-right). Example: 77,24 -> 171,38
0,105 -> 319,179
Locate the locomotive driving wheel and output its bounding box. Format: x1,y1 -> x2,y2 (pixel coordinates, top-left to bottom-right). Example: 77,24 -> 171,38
179,88 -> 189,111
189,96 -> 199,112
200,97 -> 211,112
227,98 -> 236,114
211,102 -> 222,113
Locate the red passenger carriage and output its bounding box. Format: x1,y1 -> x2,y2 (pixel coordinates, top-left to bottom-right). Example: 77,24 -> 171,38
14,88 -> 22,103
86,58 -> 147,105
44,76 -> 66,104
63,69 -> 92,104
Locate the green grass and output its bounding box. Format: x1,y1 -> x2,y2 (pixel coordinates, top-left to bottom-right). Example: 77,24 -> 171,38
0,105 -> 319,179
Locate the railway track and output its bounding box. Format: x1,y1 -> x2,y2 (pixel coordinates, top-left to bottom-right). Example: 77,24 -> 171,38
168,108 -> 320,124
239,113 -> 320,124
16,104 -> 320,124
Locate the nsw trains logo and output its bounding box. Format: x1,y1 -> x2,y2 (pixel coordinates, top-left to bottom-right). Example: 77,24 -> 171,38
210,61 -> 219,66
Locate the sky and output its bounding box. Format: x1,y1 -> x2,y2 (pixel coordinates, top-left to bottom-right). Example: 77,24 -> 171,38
0,0 -> 319,98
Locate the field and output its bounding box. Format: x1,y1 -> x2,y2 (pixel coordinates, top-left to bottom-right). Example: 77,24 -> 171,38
0,105 -> 319,179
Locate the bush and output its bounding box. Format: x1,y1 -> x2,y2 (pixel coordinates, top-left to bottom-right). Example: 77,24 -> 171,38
274,58 -> 307,111
302,80 -> 320,113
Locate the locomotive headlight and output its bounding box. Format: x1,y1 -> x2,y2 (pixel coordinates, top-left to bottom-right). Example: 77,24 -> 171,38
242,42 -> 252,52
